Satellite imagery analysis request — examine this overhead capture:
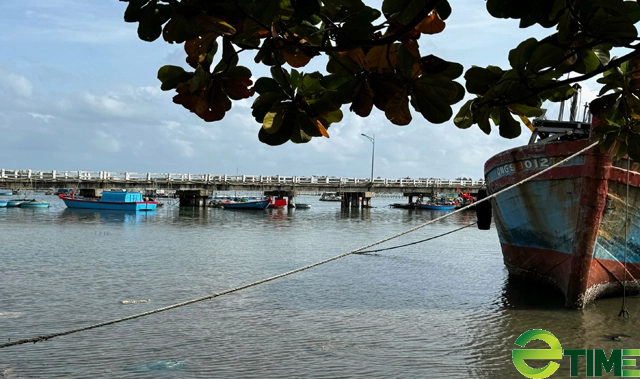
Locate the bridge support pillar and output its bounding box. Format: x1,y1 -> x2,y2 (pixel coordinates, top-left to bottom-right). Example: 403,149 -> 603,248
340,191 -> 375,209
176,189 -> 210,207
403,192 -> 427,206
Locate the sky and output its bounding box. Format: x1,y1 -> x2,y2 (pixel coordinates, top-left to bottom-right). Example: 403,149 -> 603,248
0,0 -> 602,180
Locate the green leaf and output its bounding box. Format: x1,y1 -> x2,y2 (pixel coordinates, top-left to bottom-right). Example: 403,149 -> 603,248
435,0 -> 452,20
464,65 -> 504,95
454,99 -> 474,129
508,38 -> 538,74
213,37 -> 239,73
593,43 -> 612,66
124,0 -> 149,22
252,92 -> 287,122
411,77 -> 456,123
137,0 -> 164,42
396,44 -> 416,79
498,107 -> 521,139
157,65 -> 194,91
254,77 -> 286,96
541,84 -> 575,102
189,66 -> 211,93
163,13 -> 199,43
509,103 -> 544,117
263,110 -> 285,134
271,66 -> 294,96
528,43 -> 565,73
258,111 -> 296,146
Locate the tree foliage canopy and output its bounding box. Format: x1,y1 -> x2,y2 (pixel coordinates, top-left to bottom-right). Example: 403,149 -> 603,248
121,0 -> 640,159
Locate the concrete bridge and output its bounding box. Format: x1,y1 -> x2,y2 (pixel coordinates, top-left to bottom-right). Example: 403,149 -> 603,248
0,169 -> 486,207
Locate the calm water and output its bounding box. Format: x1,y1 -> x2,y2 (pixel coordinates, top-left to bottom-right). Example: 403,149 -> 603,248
1,194 -> 640,378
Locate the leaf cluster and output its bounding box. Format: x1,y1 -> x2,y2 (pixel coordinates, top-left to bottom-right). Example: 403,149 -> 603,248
121,0 -> 640,157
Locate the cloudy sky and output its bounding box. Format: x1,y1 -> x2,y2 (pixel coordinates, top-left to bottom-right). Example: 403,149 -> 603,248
0,0 -> 600,180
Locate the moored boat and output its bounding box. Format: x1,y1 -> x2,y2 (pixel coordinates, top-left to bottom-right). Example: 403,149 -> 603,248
390,202 -> 420,209
0,189 -> 13,196
7,199 -> 29,207
484,113 -> 640,308
60,191 -> 157,211
20,200 -> 50,208
294,203 -> 311,209
221,198 -> 270,210
319,192 -> 342,201
0,200 -> 7,207
420,203 -> 456,211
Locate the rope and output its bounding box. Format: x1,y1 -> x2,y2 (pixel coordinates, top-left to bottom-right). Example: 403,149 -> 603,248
0,141 -> 599,349
355,222 -> 477,254
619,156 -> 631,319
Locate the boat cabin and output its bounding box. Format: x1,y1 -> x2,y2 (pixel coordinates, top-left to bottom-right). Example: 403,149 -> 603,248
101,191 -> 144,202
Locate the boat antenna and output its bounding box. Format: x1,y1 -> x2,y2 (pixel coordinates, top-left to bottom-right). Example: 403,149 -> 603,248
569,83 -> 582,122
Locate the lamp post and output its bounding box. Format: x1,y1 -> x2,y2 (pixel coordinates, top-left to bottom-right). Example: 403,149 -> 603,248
361,133 -> 375,183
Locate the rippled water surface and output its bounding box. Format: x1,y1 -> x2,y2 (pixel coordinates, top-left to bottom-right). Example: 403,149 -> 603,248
2,194 -> 640,378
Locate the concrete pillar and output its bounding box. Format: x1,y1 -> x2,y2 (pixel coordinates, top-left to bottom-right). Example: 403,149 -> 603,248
350,193 -> 359,208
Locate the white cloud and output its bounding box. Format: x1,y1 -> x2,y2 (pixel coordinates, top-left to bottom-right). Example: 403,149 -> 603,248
28,112 -> 55,123
93,130 -> 121,153
0,72 -> 33,97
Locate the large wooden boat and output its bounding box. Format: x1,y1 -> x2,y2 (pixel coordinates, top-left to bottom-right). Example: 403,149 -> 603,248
60,191 -> 157,211
484,115 -> 640,308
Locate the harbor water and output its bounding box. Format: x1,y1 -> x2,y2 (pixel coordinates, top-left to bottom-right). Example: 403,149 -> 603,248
1,194 -> 640,378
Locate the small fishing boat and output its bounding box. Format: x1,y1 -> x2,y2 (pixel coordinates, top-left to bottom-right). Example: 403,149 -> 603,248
20,200 -> 50,208
7,199 -> 29,207
294,203 -> 311,209
221,198 -> 270,210
0,200 -> 7,207
319,192 -> 342,202
60,191 -> 157,211
421,204 -> 456,211
0,189 -> 13,196
390,203 -> 420,209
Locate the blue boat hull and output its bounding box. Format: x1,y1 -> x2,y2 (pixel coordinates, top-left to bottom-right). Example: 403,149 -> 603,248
20,202 -> 50,208
0,200 -> 7,207
0,191 -> 13,196
221,200 -> 270,210
420,204 -> 456,210
62,198 -> 157,211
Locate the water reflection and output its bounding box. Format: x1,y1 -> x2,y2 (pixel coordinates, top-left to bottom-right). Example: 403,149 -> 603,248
338,207 -> 372,220
58,208 -> 156,224
498,275 -> 566,310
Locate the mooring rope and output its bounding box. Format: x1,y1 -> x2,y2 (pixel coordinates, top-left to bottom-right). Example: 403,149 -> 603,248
620,156 -> 631,319
0,141 -> 599,349
355,222 -> 477,254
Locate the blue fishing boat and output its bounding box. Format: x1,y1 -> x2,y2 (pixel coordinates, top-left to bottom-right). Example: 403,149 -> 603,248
7,199 -> 29,207
0,189 -> 13,196
60,191 -> 157,211
421,203 -> 456,211
0,200 -> 7,207
221,198 -> 270,210
20,200 -> 50,208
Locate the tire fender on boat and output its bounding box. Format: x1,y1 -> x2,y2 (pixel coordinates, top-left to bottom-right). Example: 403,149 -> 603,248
476,189 -> 492,230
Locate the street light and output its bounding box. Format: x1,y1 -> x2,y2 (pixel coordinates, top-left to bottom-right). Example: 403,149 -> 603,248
361,133 -> 375,183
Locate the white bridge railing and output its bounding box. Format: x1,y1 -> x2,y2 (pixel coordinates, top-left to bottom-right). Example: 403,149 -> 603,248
0,169 -> 485,188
